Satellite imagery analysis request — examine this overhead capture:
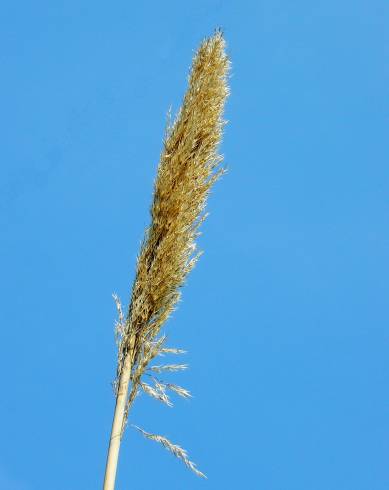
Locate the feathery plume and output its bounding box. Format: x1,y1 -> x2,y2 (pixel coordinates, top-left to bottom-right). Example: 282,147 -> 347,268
103,30 -> 230,490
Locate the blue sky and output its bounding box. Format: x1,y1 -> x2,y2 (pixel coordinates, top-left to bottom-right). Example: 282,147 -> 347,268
0,1 -> 388,489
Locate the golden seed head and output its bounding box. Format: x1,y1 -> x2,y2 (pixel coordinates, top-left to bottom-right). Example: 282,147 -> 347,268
122,32 -> 230,366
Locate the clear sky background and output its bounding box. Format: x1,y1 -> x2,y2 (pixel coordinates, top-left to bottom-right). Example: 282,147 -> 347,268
0,1 -> 388,489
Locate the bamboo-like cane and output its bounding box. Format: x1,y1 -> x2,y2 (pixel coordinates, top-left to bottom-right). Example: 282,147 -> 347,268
103,356 -> 131,490
103,30 -> 230,489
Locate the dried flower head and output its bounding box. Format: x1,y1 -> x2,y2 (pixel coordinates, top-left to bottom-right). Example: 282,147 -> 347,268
104,30 -> 230,487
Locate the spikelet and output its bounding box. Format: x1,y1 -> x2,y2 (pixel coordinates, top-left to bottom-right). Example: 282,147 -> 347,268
140,382 -> 173,407
159,347 -> 187,356
166,383 -> 192,399
133,426 -> 206,478
108,30 -> 230,482
150,364 -> 188,373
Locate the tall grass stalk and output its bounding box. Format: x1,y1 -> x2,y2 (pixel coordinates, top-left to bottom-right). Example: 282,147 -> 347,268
103,30 -> 230,490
